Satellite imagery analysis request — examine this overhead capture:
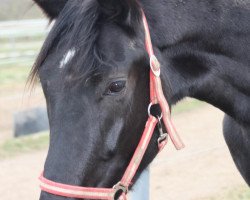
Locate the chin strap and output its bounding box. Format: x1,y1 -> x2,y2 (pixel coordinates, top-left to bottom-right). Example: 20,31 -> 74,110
39,9 -> 184,200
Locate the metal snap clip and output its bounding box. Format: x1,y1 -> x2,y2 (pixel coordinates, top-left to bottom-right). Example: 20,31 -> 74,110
157,116 -> 168,146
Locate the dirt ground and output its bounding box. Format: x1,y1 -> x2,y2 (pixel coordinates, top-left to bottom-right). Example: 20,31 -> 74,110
0,104 -> 248,200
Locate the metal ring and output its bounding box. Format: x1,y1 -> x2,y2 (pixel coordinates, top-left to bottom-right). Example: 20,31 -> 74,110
112,182 -> 128,200
147,102 -> 153,117
148,102 -> 163,120
113,182 -> 128,193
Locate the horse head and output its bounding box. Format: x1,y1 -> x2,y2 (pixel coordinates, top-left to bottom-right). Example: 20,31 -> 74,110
32,1 -> 170,199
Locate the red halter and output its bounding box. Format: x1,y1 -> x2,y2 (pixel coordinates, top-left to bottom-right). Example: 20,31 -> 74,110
39,10 -> 185,200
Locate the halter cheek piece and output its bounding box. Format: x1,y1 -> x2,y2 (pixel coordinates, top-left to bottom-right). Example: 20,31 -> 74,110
39,10 -> 185,200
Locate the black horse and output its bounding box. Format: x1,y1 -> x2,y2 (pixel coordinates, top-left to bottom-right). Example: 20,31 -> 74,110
31,0 -> 250,199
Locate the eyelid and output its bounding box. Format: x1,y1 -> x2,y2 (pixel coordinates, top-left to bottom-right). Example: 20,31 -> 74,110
106,77 -> 127,84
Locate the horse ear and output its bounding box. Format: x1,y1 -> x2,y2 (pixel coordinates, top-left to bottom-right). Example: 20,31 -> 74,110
33,0 -> 69,19
97,0 -> 141,28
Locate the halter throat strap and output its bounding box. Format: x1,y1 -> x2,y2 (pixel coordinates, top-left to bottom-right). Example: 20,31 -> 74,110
39,10 -> 184,200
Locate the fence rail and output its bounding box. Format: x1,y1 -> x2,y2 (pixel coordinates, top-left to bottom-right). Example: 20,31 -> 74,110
0,19 -> 52,64
0,19 -> 50,37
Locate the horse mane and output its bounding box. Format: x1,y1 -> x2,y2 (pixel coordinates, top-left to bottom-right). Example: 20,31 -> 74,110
29,0 -> 141,85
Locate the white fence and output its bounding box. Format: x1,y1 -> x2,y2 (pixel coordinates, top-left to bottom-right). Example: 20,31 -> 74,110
0,19 -> 49,37
0,19 -> 51,65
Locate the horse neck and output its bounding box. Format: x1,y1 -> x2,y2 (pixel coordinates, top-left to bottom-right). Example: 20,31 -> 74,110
160,46 -> 250,126
144,0 -> 250,126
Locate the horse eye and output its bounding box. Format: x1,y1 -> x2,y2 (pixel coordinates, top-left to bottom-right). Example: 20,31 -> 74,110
107,81 -> 126,94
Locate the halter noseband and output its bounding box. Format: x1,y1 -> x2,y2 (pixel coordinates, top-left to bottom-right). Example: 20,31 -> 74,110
39,10 -> 185,200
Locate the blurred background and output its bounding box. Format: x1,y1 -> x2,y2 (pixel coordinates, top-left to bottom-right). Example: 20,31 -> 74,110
0,0 -> 249,200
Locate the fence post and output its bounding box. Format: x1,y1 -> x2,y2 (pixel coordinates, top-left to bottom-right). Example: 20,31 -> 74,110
129,168 -> 149,200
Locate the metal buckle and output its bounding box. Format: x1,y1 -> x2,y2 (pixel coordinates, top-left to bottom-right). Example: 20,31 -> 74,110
113,182 -> 128,200
157,116 -> 168,145
150,55 -> 161,77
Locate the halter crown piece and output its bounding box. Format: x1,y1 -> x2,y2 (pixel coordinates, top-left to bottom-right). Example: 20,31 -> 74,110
39,10 -> 185,200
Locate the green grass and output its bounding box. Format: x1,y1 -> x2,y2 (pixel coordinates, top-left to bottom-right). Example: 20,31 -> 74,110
0,35 -> 46,44
0,41 -> 42,54
0,38 -> 43,87
201,185 -> 250,200
0,61 -> 33,86
0,132 -> 49,159
173,98 -> 205,115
